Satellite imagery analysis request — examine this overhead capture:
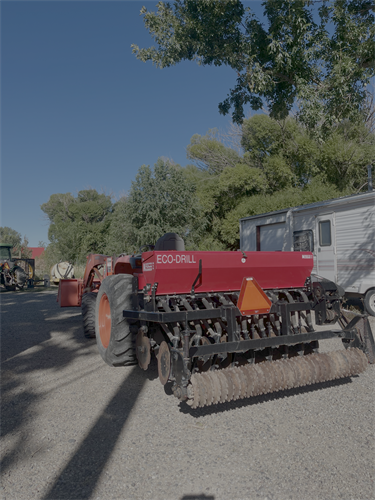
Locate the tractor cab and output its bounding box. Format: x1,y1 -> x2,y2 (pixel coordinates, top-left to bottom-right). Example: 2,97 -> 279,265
0,243 -> 13,265
0,243 -> 28,290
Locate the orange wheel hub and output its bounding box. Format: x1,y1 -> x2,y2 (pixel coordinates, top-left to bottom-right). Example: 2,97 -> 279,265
98,293 -> 111,348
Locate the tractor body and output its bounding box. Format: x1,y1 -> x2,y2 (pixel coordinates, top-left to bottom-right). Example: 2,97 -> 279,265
58,233 -> 375,408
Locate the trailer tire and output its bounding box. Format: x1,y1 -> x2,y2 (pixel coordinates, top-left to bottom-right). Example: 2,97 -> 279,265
81,292 -> 97,339
95,274 -> 137,367
364,289 -> 375,317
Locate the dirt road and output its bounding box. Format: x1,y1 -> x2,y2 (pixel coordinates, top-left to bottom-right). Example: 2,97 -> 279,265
1,290 -> 374,500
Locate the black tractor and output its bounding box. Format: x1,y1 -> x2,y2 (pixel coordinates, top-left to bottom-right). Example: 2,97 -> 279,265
0,243 -> 28,291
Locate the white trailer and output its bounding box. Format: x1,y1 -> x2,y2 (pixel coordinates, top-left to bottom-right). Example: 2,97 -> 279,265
240,191 -> 375,316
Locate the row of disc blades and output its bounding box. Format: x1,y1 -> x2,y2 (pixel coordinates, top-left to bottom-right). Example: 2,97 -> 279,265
187,348 -> 368,408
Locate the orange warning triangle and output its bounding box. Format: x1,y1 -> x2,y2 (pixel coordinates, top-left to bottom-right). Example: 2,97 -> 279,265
237,277 -> 272,316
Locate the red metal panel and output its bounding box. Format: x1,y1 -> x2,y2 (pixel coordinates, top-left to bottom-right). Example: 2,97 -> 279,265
113,255 -> 135,275
58,279 -> 83,307
140,251 -> 313,295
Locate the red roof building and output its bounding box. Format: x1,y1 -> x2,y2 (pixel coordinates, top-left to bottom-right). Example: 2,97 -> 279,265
29,247 -> 45,259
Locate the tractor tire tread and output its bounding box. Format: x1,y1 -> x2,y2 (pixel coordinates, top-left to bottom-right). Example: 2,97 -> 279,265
81,292 -> 97,339
95,274 -> 137,367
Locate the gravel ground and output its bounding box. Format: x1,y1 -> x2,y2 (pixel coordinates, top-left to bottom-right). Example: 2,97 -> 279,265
1,288 -> 374,500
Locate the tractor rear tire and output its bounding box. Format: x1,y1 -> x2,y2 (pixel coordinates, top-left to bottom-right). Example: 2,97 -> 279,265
81,292 -> 97,339
95,274 -> 137,367
14,267 -> 27,290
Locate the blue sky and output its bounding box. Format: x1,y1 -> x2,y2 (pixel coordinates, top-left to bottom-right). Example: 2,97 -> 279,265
1,0 -> 266,247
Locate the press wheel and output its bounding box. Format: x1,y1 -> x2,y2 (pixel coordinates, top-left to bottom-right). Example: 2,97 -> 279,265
158,341 -> 171,385
136,331 -> 151,370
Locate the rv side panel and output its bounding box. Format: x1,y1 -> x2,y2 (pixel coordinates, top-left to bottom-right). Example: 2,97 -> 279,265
335,198 -> 375,294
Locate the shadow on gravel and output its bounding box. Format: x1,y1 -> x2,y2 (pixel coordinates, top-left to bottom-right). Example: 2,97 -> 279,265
0,291 -> 80,362
2,291 -> 151,496
181,495 -> 215,500
42,366 -> 146,500
1,292 -> 96,474
178,376 -> 355,417
0,385 -> 40,475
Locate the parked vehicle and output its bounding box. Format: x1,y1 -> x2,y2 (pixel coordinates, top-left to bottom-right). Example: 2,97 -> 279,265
240,191 -> 375,316
50,262 -> 74,284
57,233 -> 375,408
0,243 -> 28,290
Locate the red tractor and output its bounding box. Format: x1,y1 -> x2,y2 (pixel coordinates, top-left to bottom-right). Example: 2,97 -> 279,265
58,233 -> 375,408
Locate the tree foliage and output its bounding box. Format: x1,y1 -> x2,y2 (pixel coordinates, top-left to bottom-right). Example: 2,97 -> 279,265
243,114 -> 375,190
187,129 -> 243,174
0,227 -> 31,258
40,161 -> 207,261
41,189 -> 113,262
0,227 -> 22,248
104,197 -> 133,256
184,113 -> 374,248
119,158 -> 204,251
132,0 -> 375,132
40,118 -> 374,259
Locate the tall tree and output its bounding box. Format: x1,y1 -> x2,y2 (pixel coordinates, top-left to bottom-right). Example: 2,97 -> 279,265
241,114 -> 375,191
132,0 -> 374,132
41,189 -> 113,262
184,114 -> 374,248
120,158 -> 204,251
105,196 -> 134,255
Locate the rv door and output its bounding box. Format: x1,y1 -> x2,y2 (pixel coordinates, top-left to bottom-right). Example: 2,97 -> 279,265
316,214 -> 337,283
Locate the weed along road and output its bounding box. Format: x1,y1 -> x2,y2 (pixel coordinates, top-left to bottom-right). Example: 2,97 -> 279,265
1,289 -> 374,500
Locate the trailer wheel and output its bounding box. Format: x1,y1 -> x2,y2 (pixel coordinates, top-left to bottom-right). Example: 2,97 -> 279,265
364,289 -> 375,317
81,292 -> 97,338
95,274 -> 137,367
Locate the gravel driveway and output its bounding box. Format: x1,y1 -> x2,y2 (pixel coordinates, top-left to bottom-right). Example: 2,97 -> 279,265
1,289 -> 374,500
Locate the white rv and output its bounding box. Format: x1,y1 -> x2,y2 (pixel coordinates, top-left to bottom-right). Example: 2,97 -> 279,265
240,191 -> 375,316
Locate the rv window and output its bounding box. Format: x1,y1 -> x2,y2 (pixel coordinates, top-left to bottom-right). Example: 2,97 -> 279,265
319,220 -> 331,246
293,230 -> 314,252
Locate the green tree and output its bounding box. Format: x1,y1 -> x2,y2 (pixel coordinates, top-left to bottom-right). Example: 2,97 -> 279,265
185,128 -> 267,239
0,227 -> 31,258
241,114 -> 320,189
117,158 -> 204,251
317,120 -> 375,190
0,227 -> 22,248
41,189 -> 113,262
133,0 -> 374,131
187,129 -> 243,174
242,114 -> 374,192
184,114 -> 374,249
105,196 -> 134,255
20,236 -> 32,259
